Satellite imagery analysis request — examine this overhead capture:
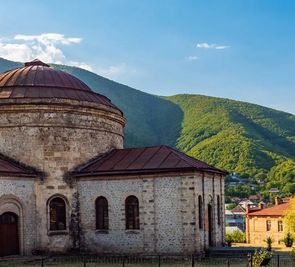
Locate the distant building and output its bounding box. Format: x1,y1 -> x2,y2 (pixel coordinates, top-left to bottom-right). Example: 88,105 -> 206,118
246,197 -> 291,246
225,205 -> 246,231
248,194 -> 260,202
239,200 -> 255,210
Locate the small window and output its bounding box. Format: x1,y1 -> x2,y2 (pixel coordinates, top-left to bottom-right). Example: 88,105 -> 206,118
278,221 -> 283,232
266,220 -> 271,231
217,195 -> 221,225
49,197 -> 66,231
125,195 -> 139,230
96,196 -> 109,230
198,195 -> 203,229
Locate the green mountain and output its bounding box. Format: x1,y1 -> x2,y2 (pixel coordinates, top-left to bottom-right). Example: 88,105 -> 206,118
1,58 -> 294,197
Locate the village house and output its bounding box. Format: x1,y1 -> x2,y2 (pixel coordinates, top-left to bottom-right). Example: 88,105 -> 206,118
225,204 -> 246,231
0,60 -> 227,257
245,197 -> 291,246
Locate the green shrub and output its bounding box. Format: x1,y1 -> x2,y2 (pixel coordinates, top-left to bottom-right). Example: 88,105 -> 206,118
252,249 -> 273,267
283,232 -> 294,247
226,229 -> 246,243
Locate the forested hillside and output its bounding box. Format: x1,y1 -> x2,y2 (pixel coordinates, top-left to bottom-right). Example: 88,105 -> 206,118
1,57 -> 294,198
166,95 -> 295,197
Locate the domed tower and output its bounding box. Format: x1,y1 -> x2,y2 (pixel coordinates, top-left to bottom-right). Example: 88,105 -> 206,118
0,60 -> 126,252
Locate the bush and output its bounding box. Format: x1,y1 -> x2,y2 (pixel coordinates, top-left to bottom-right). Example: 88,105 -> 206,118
252,249 -> 273,267
226,229 -> 246,244
225,233 -> 234,247
283,232 -> 294,247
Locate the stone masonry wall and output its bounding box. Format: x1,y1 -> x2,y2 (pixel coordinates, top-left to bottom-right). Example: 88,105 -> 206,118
0,178 -> 36,255
0,99 -> 125,252
78,172 -> 225,255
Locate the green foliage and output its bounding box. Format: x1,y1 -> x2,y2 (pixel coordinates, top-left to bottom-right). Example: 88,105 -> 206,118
226,230 -> 246,243
167,94 -> 295,196
225,233 -> 233,247
227,184 -> 256,199
252,249 -> 273,267
1,58 -> 295,197
226,203 -> 236,210
267,160 -> 295,196
284,198 -> 295,234
265,236 -> 273,251
283,232 -> 294,247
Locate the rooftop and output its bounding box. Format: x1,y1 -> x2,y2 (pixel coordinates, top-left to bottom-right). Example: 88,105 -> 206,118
0,153 -> 41,178
0,59 -> 121,114
72,145 -> 228,177
247,201 -> 291,216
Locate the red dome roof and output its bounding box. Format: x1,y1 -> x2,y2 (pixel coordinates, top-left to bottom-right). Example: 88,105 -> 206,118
0,59 -> 120,112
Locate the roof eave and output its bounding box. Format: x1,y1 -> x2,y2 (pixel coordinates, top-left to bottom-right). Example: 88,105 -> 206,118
71,166 -> 227,178
0,171 -> 41,178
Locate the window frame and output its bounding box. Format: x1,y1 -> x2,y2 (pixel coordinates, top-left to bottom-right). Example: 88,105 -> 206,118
217,195 -> 221,225
278,220 -> 283,232
198,195 -> 203,229
48,196 -> 67,233
95,196 -> 109,231
125,195 -> 140,230
266,220 -> 271,231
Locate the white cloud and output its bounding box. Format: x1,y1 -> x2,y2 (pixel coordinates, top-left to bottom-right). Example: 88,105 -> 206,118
0,43 -> 33,62
0,33 -> 84,65
14,33 -> 82,45
196,42 -> 230,50
0,33 -> 138,80
185,55 -> 199,61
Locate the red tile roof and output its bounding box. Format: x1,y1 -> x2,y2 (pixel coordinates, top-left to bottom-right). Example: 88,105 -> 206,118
0,59 -> 121,115
72,145 -> 228,177
0,153 -> 41,177
248,201 -> 291,216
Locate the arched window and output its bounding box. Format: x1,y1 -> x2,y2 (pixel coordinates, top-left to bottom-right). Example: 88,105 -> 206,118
198,195 -> 203,229
49,197 -> 66,231
217,195 -> 221,225
96,196 -> 109,230
125,195 -> 139,230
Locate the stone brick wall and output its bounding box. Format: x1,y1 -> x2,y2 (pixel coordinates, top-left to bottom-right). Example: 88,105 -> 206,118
0,178 -> 36,255
0,98 -> 125,252
246,216 -> 285,245
78,172 -> 225,255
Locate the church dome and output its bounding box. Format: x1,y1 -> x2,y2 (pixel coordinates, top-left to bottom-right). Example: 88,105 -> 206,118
0,59 -> 121,114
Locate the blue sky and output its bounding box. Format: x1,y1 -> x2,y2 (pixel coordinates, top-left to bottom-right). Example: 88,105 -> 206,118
1,0 -> 295,114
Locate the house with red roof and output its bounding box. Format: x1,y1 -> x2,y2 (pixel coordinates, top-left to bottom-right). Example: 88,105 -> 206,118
246,197 -> 292,246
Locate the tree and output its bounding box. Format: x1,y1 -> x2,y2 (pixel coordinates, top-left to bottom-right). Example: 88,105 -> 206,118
284,198 -> 295,234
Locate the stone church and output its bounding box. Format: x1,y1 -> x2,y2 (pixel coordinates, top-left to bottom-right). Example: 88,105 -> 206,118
0,60 -> 227,257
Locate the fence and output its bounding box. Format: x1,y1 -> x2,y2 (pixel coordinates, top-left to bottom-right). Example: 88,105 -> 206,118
0,254 -> 293,267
